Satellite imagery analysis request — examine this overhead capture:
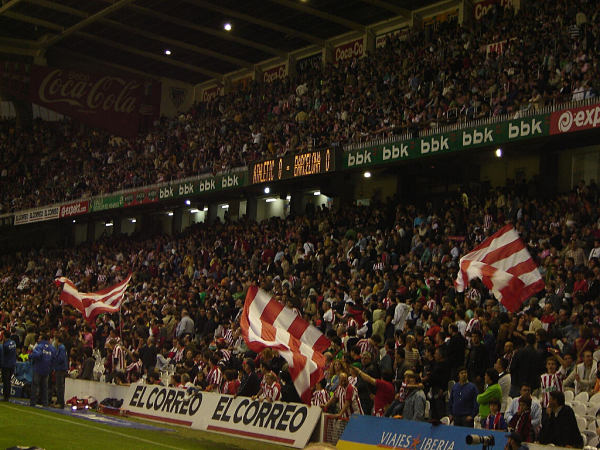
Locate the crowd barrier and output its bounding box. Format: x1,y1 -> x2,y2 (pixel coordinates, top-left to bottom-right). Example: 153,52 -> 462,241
65,378 -> 129,404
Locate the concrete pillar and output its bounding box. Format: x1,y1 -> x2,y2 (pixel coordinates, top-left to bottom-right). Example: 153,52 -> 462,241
246,198 -> 258,222
172,208 -> 183,234
208,203 -> 218,224
227,200 -> 241,222
113,218 -> 122,237
87,221 -> 96,243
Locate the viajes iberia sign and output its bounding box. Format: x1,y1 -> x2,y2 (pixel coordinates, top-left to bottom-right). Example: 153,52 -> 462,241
343,114 -> 550,169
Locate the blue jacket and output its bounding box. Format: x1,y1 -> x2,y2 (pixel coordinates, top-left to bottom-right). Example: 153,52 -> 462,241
31,341 -> 56,376
1,339 -> 17,369
53,344 -> 68,371
448,381 -> 480,417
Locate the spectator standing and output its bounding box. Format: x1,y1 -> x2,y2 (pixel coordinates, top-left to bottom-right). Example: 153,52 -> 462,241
509,333 -> 544,397
176,310 -> 194,339
476,369 -> 502,423
30,333 -> 56,407
52,334 -> 68,409
448,366 -> 479,427
1,329 -> 17,402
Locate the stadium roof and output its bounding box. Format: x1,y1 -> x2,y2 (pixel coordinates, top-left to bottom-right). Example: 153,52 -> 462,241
0,0 -> 440,85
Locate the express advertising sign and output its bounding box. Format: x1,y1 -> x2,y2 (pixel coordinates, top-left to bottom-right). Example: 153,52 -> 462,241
124,385 -> 321,448
344,114 -> 550,169
334,38 -> 365,64
29,66 -> 161,138
60,201 -> 89,218
262,63 -> 287,84
550,103 -> 600,135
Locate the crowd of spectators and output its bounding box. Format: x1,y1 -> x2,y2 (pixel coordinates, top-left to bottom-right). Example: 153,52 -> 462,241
2,177 -> 600,448
1,0 -> 600,212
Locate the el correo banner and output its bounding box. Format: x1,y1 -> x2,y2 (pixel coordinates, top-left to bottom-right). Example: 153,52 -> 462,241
90,194 -> 124,212
29,65 -> 161,138
343,114 -> 550,169
123,385 -> 320,448
60,201 -> 89,218
14,205 -> 60,225
123,188 -> 160,208
334,38 -> 365,64
550,103 -> 600,135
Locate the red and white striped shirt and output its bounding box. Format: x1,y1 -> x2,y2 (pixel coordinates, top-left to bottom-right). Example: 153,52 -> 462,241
207,366 -> 222,392
311,388 -> 329,407
357,338 -> 377,357
222,328 -> 234,346
540,369 -> 565,408
335,384 -> 363,418
112,345 -> 126,371
262,382 -> 282,402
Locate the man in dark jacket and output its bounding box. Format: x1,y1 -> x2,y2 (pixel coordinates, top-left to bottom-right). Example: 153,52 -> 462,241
52,334 -> 68,408
236,359 -> 260,398
1,328 -> 17,401
428,346 -> 451,420
509,333 -> 544,397
539,391 -> 584,448
30,333 -> 56,407
142,336 -> 158,375
467,330 -> 487,392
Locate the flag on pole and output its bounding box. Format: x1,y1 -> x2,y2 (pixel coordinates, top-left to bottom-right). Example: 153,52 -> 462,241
455,224 -> 545,312
241,285 -> 330,404
55,275 -> 131,323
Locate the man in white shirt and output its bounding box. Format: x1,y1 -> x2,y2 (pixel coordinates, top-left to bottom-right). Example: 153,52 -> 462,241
494,357 -> 512,413
392,297 -> 410,331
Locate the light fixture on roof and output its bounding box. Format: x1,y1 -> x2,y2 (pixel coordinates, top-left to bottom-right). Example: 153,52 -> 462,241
496,148 -> 503,157
264,187 -> 270,194
314,191 -> 320,196
164,49 -> 171,55
72,220 -> 76,223
203,206 -> 208,212
286,195 -> 291,200
105,222 -> 113,227
185,199 -> 191,205
131,219 -> 137,223
265,198 -> 277,203
364,171 -> 371,178
221,204 -> 229,209
167,212 -> 173,216
190,209 -> 200,213
224,22 -> 232,31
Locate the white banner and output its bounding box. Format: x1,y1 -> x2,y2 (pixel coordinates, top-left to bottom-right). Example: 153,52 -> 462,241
14,205 -> 60,225
123,385 -> 321,448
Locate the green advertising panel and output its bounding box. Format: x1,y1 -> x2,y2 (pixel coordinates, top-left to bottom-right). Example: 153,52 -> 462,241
90,194 -> 124,212
343,114 -> 551,169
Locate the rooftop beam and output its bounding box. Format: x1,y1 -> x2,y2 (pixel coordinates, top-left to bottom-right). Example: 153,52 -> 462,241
184,0 -> 326,47
360,0 -> 409,17
3,10 -> 63,30
127,5 -> 287,59
0,0 -> 26,16
268,0 -> 366,33
42,0 -> 136,48
76,32 -> 221,80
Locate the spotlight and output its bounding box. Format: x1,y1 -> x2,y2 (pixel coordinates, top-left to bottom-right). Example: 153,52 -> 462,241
185,199 -> 191,205
164,49 -> 171,55
224,23 -> 232,31
264,187 -> 270,194
495,148 -> 502,157
364,171 -> 371,178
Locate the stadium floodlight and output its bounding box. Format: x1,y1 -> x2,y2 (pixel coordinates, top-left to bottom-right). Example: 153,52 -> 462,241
221,204 -> 229,209
364,171 -> 371,178
105,222 -> 113,227
203,207 -> 208,212
190,209 -> 200,213
286,195 -> 291,200
164,49 -> 171,55
496,148 -> 502,157
314,191 -> 320,196
167,212 -> 173,216
264,187 -> 270,194
185,199 -> 191,205
265,198 -> 276,202
224,23 -> 232,31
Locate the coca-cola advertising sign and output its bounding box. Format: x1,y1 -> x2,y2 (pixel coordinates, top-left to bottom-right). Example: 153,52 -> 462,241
30,66 -> 161,138
202,84 -> 224,102
474,0 -> 515,22
334,38 -> 365,64
550,104 -> 600,135
262,63 -> 287,84
60,201 -> 89,218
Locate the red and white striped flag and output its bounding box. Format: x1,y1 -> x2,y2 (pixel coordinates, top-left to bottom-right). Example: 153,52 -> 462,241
455,224 -> 545,312
55,275 -> 131,323
241,286 -> 330,404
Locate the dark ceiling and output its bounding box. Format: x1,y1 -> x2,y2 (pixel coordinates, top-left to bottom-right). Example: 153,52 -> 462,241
0,0 -> 440,85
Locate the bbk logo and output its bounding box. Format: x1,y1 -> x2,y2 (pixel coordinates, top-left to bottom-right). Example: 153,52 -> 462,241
421,136 -> 449,154
178,183 -> 195,196
347,150 -> 372,167
509,118 -> 543,139
160,187 -> 174,199
221,175 -> 239,189
199,179 -> 216,192
463,128 -> 493,147
382,144 -> 409,161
